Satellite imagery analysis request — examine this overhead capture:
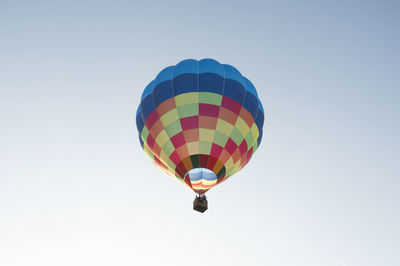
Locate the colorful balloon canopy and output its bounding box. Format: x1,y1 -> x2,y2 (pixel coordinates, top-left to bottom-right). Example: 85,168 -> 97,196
136,59 -> 264,193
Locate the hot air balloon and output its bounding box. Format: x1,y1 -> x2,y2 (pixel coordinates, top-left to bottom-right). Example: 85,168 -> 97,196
136,59 -> 264,212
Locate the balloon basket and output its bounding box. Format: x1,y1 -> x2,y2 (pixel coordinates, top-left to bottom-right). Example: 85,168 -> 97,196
193,195 -> 208,213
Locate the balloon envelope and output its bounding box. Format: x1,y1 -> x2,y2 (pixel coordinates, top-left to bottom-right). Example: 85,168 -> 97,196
136,59 -> 264,193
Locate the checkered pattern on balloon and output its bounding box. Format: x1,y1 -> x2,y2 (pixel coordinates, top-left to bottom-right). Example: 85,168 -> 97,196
136,59 -> 264,194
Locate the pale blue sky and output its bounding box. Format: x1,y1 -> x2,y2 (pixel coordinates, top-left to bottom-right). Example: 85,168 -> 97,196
1,1 -> 399,266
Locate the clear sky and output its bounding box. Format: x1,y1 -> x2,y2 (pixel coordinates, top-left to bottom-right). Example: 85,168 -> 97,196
1,1 -> 399,265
